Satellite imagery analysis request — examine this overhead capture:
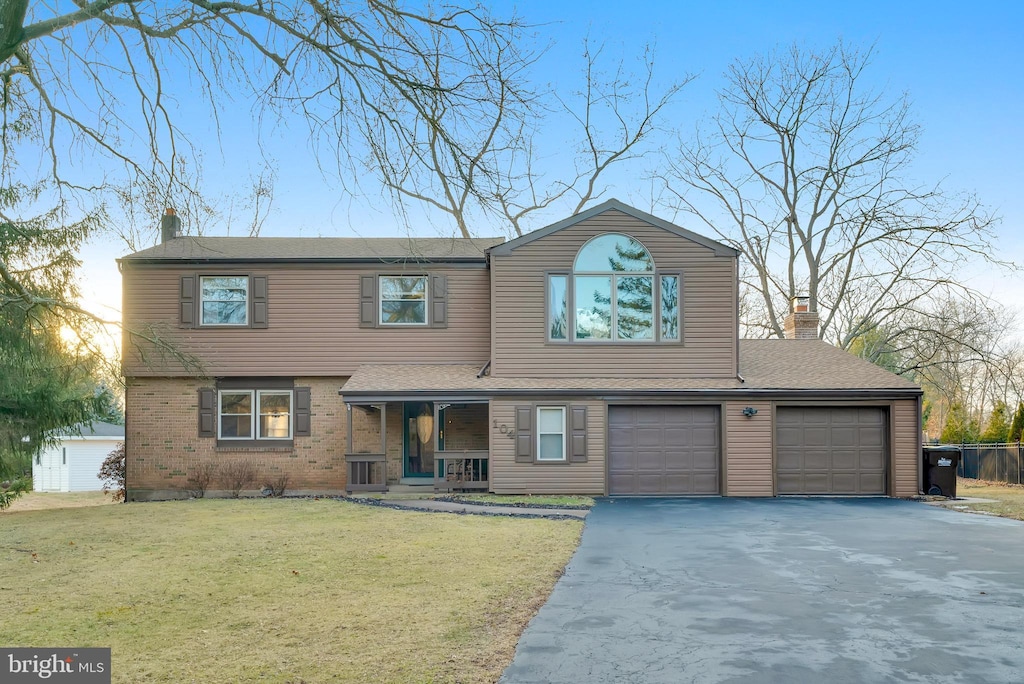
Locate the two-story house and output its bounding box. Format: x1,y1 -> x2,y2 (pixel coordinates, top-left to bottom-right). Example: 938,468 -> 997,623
120,200 -> 923,500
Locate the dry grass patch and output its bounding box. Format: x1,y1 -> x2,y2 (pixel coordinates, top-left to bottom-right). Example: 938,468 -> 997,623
955,478 -> 1024,521
1,498 -> 582,683
4,491 -> 115,513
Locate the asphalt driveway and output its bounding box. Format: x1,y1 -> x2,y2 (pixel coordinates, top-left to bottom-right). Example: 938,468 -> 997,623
501,498 -> 1024,684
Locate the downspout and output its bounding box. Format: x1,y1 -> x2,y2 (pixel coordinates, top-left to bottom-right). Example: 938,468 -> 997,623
476,360 -> 491,378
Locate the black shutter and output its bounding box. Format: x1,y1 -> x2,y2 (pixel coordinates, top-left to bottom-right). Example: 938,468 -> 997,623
430,274 -> 448,328
359,275 -> 377,328
198,388 -> 216,437
294,387 -> 312,437
180,275 -> 196,328
570,406 -> 587,462
251,275 -> 268,328
515,406 -> 533,463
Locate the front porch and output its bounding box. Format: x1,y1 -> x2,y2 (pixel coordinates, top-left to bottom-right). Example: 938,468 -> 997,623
344,400 -> 489,494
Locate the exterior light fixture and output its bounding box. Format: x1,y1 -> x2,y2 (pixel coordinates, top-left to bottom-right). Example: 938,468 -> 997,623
742,407 -> 758,418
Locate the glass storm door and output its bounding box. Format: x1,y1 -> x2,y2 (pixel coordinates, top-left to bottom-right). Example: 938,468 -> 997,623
403,402 -> 436,478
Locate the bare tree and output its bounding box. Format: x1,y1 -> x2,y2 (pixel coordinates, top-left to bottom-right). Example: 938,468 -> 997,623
2,1 -> 533,245
374,39 -> 690,238
660,41 -> 1003,354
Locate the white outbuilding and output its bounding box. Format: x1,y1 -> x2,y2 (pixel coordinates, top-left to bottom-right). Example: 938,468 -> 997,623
32,422 -> 125,492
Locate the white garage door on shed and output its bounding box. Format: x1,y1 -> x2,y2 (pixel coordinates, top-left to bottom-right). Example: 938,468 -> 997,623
775,407 -> 887,495
608,406 -> 721,495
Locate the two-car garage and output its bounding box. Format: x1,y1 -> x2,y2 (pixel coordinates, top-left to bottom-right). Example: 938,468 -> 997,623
607,404 -> 888,496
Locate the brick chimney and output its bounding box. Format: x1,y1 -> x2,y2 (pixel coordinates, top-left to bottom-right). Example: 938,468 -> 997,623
783,296 -> 819,339
161,207 -> 181,243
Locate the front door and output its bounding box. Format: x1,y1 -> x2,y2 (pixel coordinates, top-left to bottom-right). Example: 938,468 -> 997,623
403,402 -> 436,478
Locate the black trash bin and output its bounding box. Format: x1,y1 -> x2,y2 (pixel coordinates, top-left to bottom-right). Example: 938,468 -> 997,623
923,446 -> 961,497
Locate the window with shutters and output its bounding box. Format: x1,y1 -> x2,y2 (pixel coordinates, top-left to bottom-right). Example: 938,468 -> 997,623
217,390 -> 292,440
200,276 -> 249,326
536,406 -> 566,462
379,275 -> 428,325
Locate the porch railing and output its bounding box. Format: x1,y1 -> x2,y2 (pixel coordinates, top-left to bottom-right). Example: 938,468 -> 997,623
345,453 -> 387,493
434,451 -> 489,493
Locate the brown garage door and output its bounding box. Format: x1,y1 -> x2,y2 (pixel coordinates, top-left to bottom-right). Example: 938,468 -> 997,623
775,407 -> 887,495
608,406 -> 720,495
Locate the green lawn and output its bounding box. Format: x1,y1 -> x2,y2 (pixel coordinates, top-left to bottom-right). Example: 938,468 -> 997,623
1,498 -> 582,683
955,478 -> 1024,521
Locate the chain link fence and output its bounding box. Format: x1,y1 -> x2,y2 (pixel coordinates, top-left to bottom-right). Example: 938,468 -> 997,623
951,443 -> 1024,484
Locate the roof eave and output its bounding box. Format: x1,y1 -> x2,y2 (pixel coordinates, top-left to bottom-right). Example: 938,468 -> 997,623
487,199 -> 740,258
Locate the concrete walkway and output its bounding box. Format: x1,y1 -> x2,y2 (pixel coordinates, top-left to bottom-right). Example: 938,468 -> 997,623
501,497 -> 1024,684
352,497 -> 589,519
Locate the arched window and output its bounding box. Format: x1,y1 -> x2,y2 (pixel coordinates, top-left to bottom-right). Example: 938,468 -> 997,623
548,233 -> 680,343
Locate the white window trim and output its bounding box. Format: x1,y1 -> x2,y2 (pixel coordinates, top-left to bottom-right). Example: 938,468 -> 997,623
536,406 -> 567,462
218,389 -> 293,441
200,275 -> 249,327
378,275 -> 429,326
257,389 -> 293,440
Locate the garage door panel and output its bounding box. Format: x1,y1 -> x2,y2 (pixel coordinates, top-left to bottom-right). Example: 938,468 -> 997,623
608,449 -> 636,469
831,427 -> 857,447
858,428 -> 883,447
860,449 -> 885,469
692,427 -> 718,447
860,473 -> 885,492
637,474 -> 668,494
831,450 -> 859,469
691,449 -> 719,470
637,427 -> 663,447
636,450 -> 665,469
830,474 -> 858,493
609,408 -> 635,426
801,450 -> 829,470
608,428 -> 635,448
803,427 -> 829,447
608,406 -> 720,495
775,407 -> 887,496
692,407 -> 719,424
664,427 -> 690,445
636,409 -> 663,424
608,473 -> 635,493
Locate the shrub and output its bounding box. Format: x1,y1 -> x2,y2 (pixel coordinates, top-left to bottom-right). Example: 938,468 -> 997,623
98,443 -> 126,502
0,477 -> 31,511
263,474 -> 289,497
220,460 -> 256,498
186,462 -> 219,498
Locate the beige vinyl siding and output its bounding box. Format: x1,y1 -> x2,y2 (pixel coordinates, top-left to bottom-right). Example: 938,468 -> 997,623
489,399 -> 606,494
490,210 -> 738,378
892,399 -> 920,497
724,401 -> 774,497
122,264 -> 491,376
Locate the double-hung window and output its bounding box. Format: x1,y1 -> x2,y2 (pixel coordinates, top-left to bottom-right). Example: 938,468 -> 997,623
218,390 -> 292,440
200,276 -> 249,326
548,233 -> 680,343
379,275 -> 428,325
536,406 -> 566,462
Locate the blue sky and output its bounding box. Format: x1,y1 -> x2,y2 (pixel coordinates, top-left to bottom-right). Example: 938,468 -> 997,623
78,0 -> 1024,338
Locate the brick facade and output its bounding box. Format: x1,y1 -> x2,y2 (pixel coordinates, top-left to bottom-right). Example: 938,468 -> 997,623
125,377 -> 348,500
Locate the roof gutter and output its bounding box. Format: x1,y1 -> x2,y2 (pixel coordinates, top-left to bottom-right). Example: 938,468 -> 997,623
338,386 -> 923,402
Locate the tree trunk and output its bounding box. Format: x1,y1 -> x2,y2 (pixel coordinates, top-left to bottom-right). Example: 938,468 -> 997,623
0,0 -> 28,64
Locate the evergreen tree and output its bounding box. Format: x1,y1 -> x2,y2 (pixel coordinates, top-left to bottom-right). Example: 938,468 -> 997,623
940,402 -> 980,444
1008,402 -> 1024,444
980,400 -> 1011,444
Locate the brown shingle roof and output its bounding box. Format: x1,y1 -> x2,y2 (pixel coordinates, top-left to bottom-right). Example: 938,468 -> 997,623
121,236 -> 506,262
340,339 -> 920,397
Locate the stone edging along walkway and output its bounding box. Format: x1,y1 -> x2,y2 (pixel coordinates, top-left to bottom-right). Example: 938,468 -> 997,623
341,496 -> 589,520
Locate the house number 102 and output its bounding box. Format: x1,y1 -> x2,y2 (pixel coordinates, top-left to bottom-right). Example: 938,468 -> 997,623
493,420 -> 516,439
